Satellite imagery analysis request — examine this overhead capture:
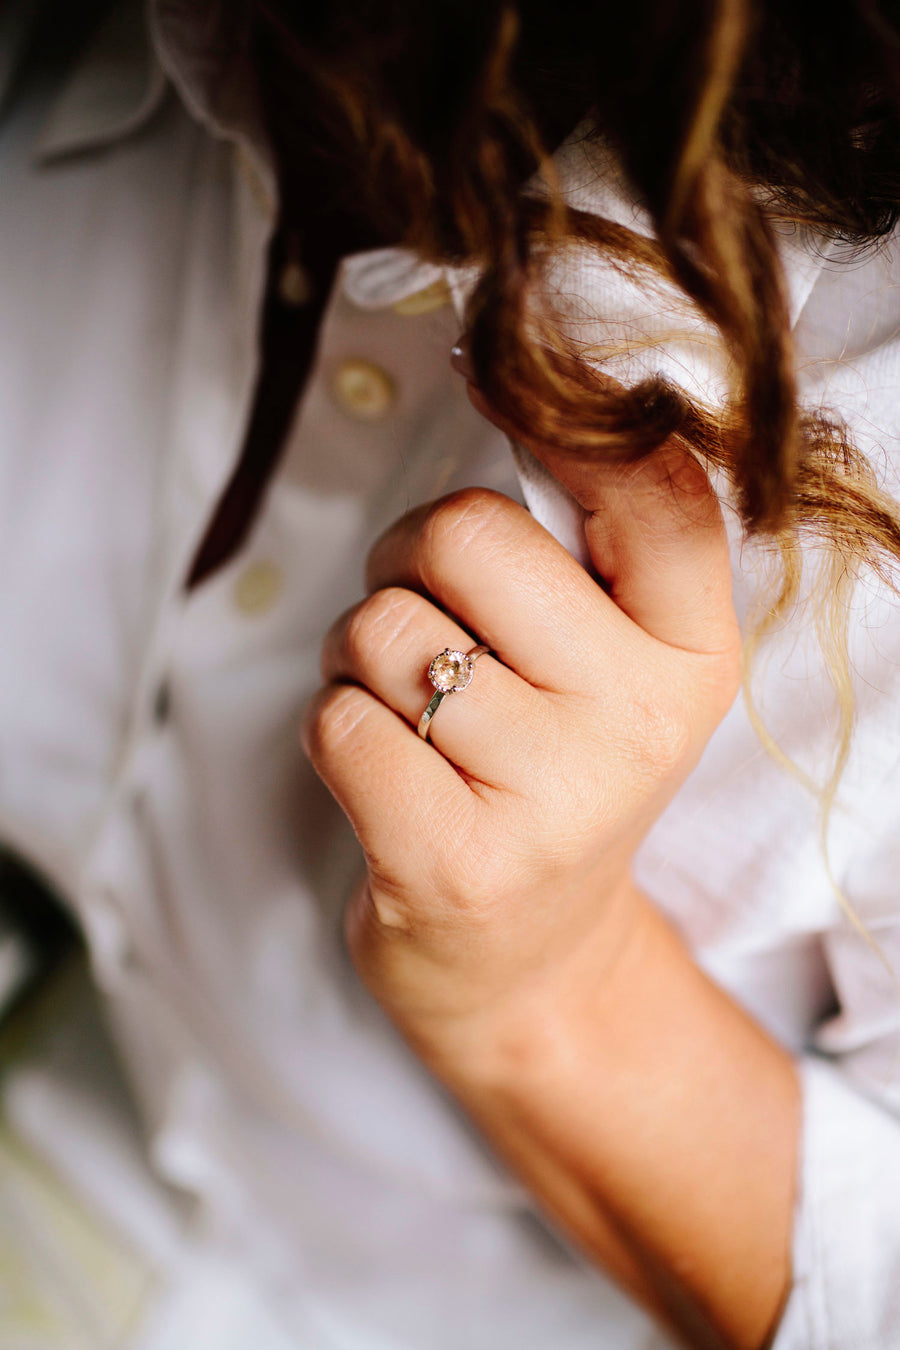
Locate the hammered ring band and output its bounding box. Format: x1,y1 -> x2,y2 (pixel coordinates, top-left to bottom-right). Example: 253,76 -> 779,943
417,645 -> 490,741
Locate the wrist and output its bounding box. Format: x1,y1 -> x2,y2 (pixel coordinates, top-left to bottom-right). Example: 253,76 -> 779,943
418,889 -> 798,1350
415,875 -> 653,1096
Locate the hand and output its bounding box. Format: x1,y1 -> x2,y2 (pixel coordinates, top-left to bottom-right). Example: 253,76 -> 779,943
303,432 -> 741,1072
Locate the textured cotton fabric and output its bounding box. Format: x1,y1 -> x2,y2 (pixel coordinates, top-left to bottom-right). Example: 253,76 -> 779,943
2,2 -> 900,1346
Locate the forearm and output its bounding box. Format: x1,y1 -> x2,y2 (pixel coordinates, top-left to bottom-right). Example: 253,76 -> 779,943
422,888 -> 800,1350
311,470 -> 795,1344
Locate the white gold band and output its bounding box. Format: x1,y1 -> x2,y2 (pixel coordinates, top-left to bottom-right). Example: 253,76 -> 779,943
417,645 -> 489,740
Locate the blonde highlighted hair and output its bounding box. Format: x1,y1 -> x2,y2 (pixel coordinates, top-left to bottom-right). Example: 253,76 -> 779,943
251,0 -> 900,833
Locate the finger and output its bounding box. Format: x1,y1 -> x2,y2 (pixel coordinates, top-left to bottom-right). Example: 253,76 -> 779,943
321,586 -> 548,786
365,488 -> 632,692
462,380 -> 738,656
302,681 -> 470,890
573,445 -> 740,655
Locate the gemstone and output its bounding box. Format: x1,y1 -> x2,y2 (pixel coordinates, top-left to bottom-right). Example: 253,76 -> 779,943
428,649 -> 474,692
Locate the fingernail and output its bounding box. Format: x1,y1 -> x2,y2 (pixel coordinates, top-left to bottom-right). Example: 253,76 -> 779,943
450,342 -> 475,380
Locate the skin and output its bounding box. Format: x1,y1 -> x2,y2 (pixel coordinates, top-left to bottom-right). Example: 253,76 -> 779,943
302,363 -> 801,1350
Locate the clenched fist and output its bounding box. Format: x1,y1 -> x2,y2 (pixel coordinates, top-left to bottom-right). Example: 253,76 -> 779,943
303,436 -> 741,1071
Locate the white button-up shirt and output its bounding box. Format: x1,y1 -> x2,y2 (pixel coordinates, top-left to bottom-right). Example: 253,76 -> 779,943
2,3 -> 900,1347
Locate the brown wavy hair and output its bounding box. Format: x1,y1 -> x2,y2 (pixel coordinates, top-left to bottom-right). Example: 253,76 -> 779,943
244,0 -> 900,822
250,0 -> 900,550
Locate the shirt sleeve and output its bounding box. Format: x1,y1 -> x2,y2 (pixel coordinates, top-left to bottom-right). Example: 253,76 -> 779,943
506,370 -> 900,1349
772,916 -> 900,1348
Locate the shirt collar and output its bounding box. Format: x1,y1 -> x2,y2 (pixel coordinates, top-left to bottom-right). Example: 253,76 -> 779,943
35,0 -> 167,161
26,0 -> 273,206
14,3 -> 826,325
16,0 -> 454,308
148,0 -> 275,205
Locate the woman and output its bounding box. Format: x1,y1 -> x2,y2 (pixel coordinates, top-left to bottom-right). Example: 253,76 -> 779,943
2,0 -> 899,1346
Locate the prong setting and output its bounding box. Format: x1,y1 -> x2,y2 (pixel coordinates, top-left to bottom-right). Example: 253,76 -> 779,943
428,648 -> 475,693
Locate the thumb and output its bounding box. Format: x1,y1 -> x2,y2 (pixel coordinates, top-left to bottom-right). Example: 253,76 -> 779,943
539,437 -> 740,656
459,364 -> 739,656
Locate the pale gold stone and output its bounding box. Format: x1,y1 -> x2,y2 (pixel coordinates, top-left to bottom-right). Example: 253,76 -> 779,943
428,649 -> 473,692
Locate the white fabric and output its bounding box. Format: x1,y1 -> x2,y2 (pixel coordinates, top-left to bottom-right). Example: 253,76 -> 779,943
2,2 -> 900,1346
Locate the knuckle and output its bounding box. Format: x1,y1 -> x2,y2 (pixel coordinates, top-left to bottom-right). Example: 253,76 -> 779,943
346,882 -> 412,945
343,587 -> 420,665
619,684 -> 692,779
305,684 -> 371,762
368,891 -> 412,931
420,488 -> 512,572
652,445 -> 718,523
616,444 -> 721,538
660,445 -> 714,501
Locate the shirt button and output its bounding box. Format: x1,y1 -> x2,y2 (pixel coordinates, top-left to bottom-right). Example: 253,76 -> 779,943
332,359 -> 395,420
276,258 -> 313,307
152,679 -> 171,725
391,277 -> 452,316
233,560 -> 284,616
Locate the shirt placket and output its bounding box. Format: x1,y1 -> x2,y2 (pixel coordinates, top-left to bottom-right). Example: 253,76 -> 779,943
77,142 -> 274,983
